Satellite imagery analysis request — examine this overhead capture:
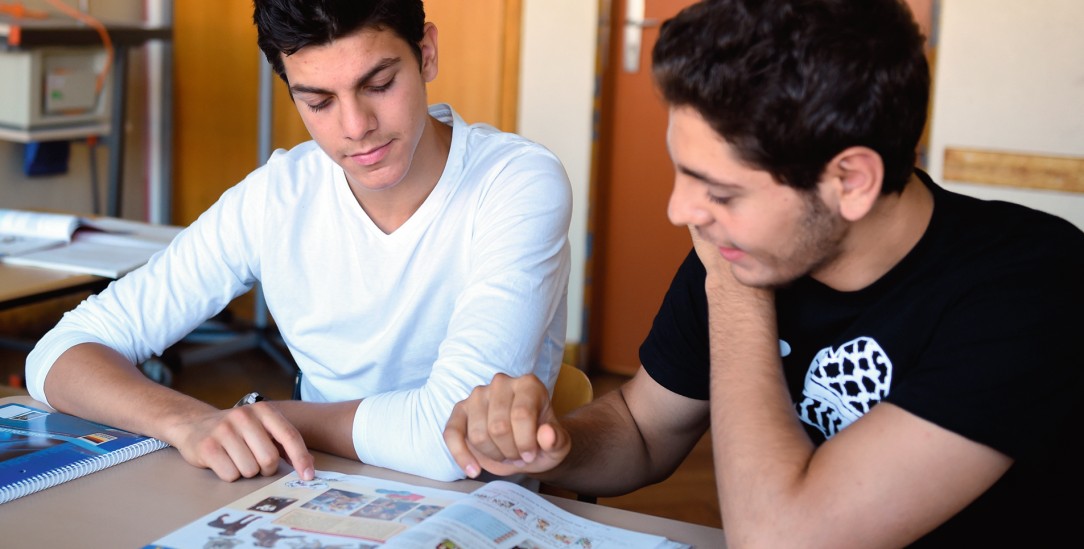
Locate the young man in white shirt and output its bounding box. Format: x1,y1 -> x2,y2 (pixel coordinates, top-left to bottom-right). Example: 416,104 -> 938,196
27,0 -> 572,483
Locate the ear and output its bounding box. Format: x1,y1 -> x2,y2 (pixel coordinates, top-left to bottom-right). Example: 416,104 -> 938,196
419,22 -> 439,83
823,147 -> 884,222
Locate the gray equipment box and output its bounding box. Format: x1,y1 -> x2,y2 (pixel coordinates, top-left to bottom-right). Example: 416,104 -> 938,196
0,46 -> 111,135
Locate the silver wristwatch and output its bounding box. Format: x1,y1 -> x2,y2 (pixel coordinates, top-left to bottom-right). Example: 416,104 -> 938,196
234,391 -> 265,408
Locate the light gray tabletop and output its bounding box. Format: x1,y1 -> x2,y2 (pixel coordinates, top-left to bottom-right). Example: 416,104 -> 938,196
0,396 -> 726,547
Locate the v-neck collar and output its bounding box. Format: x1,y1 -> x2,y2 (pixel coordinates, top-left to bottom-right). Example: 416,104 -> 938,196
334,104 -> 466,245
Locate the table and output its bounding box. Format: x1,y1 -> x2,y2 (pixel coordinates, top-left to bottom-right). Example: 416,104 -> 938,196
0,263 -> 108,362
0,229 -> 285,387
0,396 -> 727,547
0,263 -> 107,311
0,215 -> 181,377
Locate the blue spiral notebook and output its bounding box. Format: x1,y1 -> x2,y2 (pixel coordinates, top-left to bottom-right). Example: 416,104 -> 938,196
0,402 -> 168,504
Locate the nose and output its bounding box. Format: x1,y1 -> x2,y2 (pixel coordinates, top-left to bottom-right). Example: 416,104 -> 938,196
341,97 -> 376,140
667,177 -> 712,228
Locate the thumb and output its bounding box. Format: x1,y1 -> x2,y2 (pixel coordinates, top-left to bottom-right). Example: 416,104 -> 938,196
536,421 -> 569,455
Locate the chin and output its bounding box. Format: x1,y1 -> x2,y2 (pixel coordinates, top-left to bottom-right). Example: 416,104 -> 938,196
731,265 -> 801,290
730,266 -> 769,288
346,168 -> 406,192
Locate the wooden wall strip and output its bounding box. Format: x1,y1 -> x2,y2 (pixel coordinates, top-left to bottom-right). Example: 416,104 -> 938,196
943,148 -> 1084,194
500,0 -> 523,133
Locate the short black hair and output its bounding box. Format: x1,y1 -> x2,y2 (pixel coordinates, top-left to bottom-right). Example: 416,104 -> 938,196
253,0 -> 426,84
653,0 -> 929,194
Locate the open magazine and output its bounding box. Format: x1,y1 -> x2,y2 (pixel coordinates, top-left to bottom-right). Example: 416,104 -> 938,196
0,209 -> 112,256
145,470 -> 691,549
0,209 -> 181,277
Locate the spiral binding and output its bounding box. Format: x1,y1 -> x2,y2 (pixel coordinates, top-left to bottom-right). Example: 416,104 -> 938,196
0,437 -> 168,505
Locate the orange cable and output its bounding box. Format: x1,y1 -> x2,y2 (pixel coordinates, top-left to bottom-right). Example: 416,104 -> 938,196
44,0 -> 114,95
0,2 -> 50,19
0,1 -> 47,46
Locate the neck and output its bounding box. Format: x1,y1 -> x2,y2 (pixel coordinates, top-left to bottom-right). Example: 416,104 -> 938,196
351,115 -> 452,234
812,173 -> 933,291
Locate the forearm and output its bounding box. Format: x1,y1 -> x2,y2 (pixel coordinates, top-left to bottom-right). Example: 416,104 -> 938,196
273,399 -> 359,459
539,386 -> 704,497
43,343 -> 219,445
706,284 -> 819,544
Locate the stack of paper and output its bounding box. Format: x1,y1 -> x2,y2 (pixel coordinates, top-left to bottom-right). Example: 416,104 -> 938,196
0,209 -> 182,278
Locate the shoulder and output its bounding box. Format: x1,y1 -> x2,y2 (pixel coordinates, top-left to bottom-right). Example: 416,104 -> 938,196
924,178 -> 1084,273
929,173 -> 1083,243
435,103 -> 568,183
262,140 -> 334,174
232,141 -> 337,198
198,141 -> 338,230
639,248 -> 711,400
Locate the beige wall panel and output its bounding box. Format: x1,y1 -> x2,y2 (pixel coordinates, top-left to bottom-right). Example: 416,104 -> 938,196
425,0 -> 519,131
172,1 -> 259,225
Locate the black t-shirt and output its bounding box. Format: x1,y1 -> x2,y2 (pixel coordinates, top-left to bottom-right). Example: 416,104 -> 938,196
640,172 -> 1084,546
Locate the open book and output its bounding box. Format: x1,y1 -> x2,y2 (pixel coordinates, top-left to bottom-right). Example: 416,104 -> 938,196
0,209 -> 181,278
0,403 -> 169,505
145,470 -> 691,549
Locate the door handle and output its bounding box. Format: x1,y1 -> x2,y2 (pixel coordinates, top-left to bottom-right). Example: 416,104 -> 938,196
623,0 -> 661,73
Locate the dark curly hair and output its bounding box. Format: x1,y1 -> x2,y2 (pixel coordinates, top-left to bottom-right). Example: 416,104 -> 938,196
652,0 -> 929,194
253,0 -> 426,84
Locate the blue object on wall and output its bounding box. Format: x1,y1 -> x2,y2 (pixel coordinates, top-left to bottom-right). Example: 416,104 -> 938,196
23,140 -> 71,176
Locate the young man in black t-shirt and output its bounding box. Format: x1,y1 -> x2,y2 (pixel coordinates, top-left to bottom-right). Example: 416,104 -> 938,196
444,0 -> 1084,546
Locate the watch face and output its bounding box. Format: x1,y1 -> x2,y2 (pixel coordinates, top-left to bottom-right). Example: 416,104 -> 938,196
235,392 -> 264,407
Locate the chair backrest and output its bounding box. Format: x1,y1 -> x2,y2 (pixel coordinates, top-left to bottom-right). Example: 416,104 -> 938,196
551,363 -> 593,417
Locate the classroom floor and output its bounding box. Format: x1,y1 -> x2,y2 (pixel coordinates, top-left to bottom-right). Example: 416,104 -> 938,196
0,335 -> 721,529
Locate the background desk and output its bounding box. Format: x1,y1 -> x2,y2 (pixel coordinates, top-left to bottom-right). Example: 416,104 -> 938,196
0,263 -> 107,311
0,264 -> 108,366
0,396 -> 727,547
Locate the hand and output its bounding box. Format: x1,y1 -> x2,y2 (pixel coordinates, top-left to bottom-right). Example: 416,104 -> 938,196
168,402 -> 315,482
688,225 -> 737,290
444,373 -> 571,479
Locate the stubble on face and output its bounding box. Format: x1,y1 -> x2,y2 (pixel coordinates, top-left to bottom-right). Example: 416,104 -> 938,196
740,189 -> 848,290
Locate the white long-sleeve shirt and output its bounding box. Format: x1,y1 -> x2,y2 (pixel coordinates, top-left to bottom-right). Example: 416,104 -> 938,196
26,104 -> 572,481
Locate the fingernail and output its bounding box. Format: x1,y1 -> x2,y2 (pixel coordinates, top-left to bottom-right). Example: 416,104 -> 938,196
521,451 -> 535,464
464,464 -> 479,478
303,467 -> 315,480
513,459 -> 526,468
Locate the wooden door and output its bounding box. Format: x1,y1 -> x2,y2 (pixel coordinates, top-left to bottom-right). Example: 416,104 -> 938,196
589,0 -> 934,375
589,0 -> 696,375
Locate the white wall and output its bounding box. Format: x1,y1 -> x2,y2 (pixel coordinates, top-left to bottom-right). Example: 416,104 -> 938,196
517,0 -> 600,344
927,0 -> 1084,230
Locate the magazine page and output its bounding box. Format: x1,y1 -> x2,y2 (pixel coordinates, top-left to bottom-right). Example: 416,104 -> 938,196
1,240 -> 161,278
0,210 -> 180,258
75,216 -> 182,250
2,216 -> 181,277
386,480 -> 691,549
145,470 -> 470,549
0,209 -> 79,256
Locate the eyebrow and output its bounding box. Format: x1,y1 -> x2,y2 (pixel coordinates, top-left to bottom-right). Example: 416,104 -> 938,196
677,165 -> 742,189
288,56 -> 402,96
